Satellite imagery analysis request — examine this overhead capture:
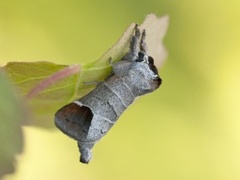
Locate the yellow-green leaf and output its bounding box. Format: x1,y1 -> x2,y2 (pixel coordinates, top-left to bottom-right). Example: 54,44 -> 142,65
0,70 -> 26,178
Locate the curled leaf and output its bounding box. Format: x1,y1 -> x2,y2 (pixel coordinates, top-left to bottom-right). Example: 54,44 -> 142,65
140,14 -> 169,68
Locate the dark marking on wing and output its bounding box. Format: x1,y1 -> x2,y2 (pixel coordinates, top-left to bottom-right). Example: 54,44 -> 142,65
55,103 -> 93,141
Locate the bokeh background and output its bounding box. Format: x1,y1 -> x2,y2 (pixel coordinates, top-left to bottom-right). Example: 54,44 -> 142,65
1,0 -> 240,179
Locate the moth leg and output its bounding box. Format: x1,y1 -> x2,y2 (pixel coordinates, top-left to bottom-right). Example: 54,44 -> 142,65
130,25 -> 141,58
108,57 -> 114,66
122,25 -> 141,61
140,29 -> 147,53
78,142 -> 94,164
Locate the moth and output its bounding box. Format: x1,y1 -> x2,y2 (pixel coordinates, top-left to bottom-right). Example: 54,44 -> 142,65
55,26 -> 162,163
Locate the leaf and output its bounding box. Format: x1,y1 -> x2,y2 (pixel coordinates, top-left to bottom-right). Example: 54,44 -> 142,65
4,62 -> 82,127
3,14 -> 169,128
0,70 -> 26,178
140,14 -> 169,68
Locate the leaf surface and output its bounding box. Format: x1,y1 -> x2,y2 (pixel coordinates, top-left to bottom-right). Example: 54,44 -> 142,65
0,70 -> 26,178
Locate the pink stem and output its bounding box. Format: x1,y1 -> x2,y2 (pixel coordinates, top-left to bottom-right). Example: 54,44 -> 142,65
26,64 -> 81,99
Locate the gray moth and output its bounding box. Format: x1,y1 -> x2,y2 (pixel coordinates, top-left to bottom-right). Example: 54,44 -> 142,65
55,26 -> 162,164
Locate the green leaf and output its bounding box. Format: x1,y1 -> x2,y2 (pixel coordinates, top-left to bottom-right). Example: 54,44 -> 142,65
4,62 -> 79,127
0,70 -> 26,178
3,14 -> 169,128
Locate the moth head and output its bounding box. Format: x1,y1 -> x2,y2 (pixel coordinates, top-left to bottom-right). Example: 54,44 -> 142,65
128,51 -> 161,96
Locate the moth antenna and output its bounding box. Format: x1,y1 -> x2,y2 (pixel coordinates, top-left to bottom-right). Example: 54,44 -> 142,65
140,29 -> 147,53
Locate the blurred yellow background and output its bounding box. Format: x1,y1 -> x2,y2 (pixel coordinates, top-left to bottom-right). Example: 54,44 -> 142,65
1,0 -> 240,179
